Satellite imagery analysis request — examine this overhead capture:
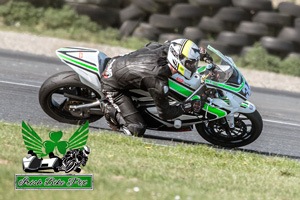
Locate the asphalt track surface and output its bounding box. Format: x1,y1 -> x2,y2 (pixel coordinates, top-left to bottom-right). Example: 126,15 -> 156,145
1,49 -> 300,159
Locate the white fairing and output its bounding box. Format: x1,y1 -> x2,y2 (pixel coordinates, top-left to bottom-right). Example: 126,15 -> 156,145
237,101 -> 256,113
77,68 -> 101,91
22,156 -> 36,169
41,158 -> 58,168
56,47 -> 105,95
171,73 -> 202,90
67,51 -> 100,67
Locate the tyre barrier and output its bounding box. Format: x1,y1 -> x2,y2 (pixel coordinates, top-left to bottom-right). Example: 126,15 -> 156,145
232,0 -> 272,11
118,0 -> 300,57
260,36 -> 294,57
132,23 -> 162,41
8,0 -> 300,57
67,2 -> 120,27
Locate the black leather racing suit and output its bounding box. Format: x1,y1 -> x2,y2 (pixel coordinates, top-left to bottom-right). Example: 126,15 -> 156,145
100,42 -> 184,136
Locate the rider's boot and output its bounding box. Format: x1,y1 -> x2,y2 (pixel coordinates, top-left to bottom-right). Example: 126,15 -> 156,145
100,101 -> 145,136
100,101 -> 121,131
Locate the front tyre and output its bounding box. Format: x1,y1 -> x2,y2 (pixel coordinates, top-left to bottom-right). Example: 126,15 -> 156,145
196,110 -> 263,148
39,71 -> 103,124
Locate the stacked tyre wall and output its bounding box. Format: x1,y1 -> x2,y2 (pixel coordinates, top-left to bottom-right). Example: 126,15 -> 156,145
63,0 -> 130,27
118,0 -> 300,58
5,0 -> 300,58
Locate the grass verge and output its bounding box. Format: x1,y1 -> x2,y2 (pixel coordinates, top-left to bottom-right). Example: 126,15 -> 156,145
1,121 -> 300,200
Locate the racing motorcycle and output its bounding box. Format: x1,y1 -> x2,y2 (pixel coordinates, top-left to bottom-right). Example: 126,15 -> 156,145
39,45 -> 263,148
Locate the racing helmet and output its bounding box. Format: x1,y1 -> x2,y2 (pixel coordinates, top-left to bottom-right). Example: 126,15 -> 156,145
167,39 -> 200,79
83,145 -> 90,156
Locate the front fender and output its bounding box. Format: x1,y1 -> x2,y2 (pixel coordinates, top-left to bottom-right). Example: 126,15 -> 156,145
237,101 -> 256,114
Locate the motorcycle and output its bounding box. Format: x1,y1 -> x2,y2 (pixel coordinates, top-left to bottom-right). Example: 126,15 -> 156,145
39,45 -> 263,148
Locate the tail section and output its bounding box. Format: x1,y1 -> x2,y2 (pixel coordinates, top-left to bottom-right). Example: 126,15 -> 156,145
56,47 -> 101,75
56,47 -> 108,92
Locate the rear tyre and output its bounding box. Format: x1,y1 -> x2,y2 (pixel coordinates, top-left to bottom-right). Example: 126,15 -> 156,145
196,110 -> 263,148
54,167 -> 59,172
39,71 -> 103,125
65,161 -> 77,173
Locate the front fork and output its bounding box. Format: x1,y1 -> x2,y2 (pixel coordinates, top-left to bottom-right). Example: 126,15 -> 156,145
226,114 -> 235,129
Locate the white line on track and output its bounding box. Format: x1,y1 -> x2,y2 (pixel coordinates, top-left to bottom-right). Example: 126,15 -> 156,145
2,80 -> 300,128
0,80 -> 40,88
263,119 -> 300,128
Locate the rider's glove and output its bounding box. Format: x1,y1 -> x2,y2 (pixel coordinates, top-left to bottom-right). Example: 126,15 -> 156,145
181,99 -> 202,114
199,47 -> 213,63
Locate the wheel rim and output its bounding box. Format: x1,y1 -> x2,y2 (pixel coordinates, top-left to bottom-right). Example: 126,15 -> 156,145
205,113 -> 253,144
65,161 -> 76,173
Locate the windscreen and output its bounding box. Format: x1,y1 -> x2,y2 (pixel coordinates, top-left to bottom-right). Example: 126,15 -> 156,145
206,45 -> 251,100
213,64 -> 233,83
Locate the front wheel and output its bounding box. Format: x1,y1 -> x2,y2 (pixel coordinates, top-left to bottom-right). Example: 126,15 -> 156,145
196,110 -> 263,148
65,161 -> 77,173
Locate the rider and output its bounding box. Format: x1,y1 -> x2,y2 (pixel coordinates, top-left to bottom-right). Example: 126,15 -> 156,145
100,39 -> 213,137
62,145 -> 90,173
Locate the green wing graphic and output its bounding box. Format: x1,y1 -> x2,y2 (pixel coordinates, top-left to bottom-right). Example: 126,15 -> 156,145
67,121 -> 89,150
22,121 -> 46,157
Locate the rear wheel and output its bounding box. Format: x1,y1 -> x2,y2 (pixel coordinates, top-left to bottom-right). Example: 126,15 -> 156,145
39,71 -> 103,125
65,161 -> 77,173
196,110 -> 263,148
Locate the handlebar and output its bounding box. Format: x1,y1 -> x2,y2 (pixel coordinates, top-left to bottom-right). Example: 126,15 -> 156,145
200,60 -> 218,82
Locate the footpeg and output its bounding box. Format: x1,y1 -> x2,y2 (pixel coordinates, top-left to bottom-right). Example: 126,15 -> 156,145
174,119 -> 182,129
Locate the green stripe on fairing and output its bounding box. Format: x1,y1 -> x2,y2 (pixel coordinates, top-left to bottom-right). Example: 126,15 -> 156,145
197,66 -> 206,73
58,54 -> 99,72
203,104 -> 226,118
205,78 -> 245,92
241,101 -> 249,107
168,79 -> 193,97
192,95 -> 200,100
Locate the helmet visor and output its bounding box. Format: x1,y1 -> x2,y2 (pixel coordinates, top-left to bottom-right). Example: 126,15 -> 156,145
185,59 -> 198,74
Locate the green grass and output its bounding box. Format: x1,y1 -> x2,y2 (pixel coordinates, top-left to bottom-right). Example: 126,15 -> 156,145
1,121 -> 300,200
236,43 -> 300,77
